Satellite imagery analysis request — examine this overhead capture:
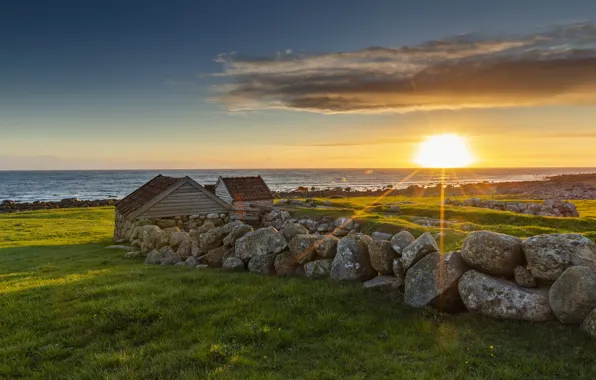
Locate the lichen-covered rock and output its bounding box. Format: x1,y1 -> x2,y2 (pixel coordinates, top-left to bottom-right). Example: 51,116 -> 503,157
191,241 -> 203,257
176,239 -> 191,260
392,259 -> 405,287
330,233 -> 375,281
235,227 -> 278,260
274,250 -> 304,276
371,231 -> 392,241
288,234 -> 320,264
363,276 -> 402,290
368,240 -> 397,275
170,231 -> 189,250
401,232 -> 439,270
184,256 -> 198,267
197,221 -> 216,234
199,226 -> 228,252
390,231 -> 415,255
140,225 -> 162,253
404,251 -> 468,312
549,266 -> 596,324
304,259 -> 333,279
522,234 -> 596,281
461,231 -> 524,276
198,246 -> 227,267
248,254 -> 276,275
282,223 -> 309,241
458,270 -> 554,322
580,308 -> 596,338
514,266 -> 537,288
315,235 -> 339,259
223,224 -> 253,246
334,217 -> 355,230
222,257 -> 245,271
268,232 -> 288,254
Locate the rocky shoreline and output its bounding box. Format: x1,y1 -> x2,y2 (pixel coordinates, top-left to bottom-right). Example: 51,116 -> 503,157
1,198 -> 117,213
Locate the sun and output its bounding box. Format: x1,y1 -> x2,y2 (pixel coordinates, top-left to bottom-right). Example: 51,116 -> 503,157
414,134 -> 475,168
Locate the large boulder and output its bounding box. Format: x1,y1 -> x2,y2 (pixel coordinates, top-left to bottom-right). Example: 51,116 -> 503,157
223,224 -> 253,246
268,232 -> 288,254
549,266 -> 596,324
404,252 -> 468,312
191,241 -> 203,257
235,227 -> 278,260
199,226 -> 228,252
335,217 -> 355,230
274,250 -> 304,277
458,270 -> 554,322
248,254 -> 276,275
222,257 -> 245,271
288,234 -> 320,264
368,240 -> 398,275
371,232 -> 392,241
461,231 -> 524,276
197,246 -> 228,267
144,249 -> 164,264
314,235 -> 339,259
304,259 -> 333,279
140,225 -> 162,253
390,231 -> 415,255
401,232 -> 439,270
197,221 -> 216,234
282,223 -> 309,241
170,231 -> 189,251
392,259 -> 405,288
176,239 -> 191,260
330,233 -> 376,281
522,234 -> 596,281
158,246 -> 177,265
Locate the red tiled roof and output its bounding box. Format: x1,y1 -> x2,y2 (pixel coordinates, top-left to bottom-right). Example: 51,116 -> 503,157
221,176 -> 274,202
115,175 -> 182,217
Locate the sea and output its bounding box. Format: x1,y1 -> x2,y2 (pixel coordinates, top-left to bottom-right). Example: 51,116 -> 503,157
1,168 -> 595,202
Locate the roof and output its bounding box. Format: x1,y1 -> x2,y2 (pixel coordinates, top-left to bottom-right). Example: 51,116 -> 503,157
218,176 -> 274,202
115,175 -> 182,217
204,184 -> 216,194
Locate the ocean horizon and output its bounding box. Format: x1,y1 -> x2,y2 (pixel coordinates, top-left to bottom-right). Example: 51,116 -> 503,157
2,167 -> 595,202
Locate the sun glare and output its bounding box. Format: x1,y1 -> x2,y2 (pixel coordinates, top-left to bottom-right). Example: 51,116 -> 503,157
414,134 -> 474,168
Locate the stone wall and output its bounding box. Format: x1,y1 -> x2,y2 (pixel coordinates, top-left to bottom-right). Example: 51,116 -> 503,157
121,217 -> 596,340
445,198 -> 580,217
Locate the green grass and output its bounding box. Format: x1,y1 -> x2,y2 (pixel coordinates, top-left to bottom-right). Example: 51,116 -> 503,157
1,206 -> 595,379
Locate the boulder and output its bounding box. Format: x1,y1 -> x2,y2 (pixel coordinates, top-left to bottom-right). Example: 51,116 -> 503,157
196,264 -> 210,269
363,276 -> 402,290
522,234 -> 596,281
390,231 -> 415,255
335,217 -> 355,230
268,231 -> 288,254
304,259 -> 333,279
330,233 -> 376,281
549,266 -> 596,324
197,246 -> 227,267
124,251 -> 142,259
392,259 -> 405,287
222,257 -> 245,271
368,240 -> 398,275
514,266 -> 536,288
197,221 -> 216,234
371,231 -> 392,241
235,227 -> 278,260
404,252 -> 468,312
169,231 -> 189,250
248,254 -> 277,275
184,256 -> 198,267
176,239 -> 191,260
158,246 -> 177,265
461,231 -> 524,276
156,219 -> 177,229
281,223 -> 309,241
199,226 -> 228,252
191,241 -> 203,257
458,270 -> 554,322
274,250 -> 304,277
140,225 -> 162,253
223,224 -> 253,246
401,232 -> 439,270
580,308 -> 596,338
315,235 -> 339,259
288,234 -> 320,264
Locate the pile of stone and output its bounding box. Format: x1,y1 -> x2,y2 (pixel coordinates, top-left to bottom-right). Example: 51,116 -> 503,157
121,219 -> 596,339
1,198 -> 117,213
445,198 -> 580,217
262,209 -> 361,237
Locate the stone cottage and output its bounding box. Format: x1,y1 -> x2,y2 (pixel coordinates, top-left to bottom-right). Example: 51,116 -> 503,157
114,175 -> 232,241
214,176 -> 275,224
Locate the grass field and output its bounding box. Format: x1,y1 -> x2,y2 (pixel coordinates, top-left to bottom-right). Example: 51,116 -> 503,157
1,204 -> 596,379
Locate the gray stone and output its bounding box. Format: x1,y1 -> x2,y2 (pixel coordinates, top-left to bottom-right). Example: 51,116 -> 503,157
392,259 -> 405,287
106,245 -> 134,250
404,251 -> 468,312
314,235 -> 339,259
458,270 -> 554,322
184,256 -> 198,267
156,219 -> 177,229
305,219 -> 319,232
461,231 -> 524,276
124,251 -> 142,259
248,254 -> 277,275
330,233 -> 375,281
334,217 -> 355,230
390,231 -> 415,255
223,224 -> 253,246
196,264 -> 210,269
176,239 -> 191,260
174,261 -> 186,267
514,266 -> 537,288
363,276 -> 402,290
206,213 -> 220,219
274,250 -> 304,277
140,225 -> 162,253
401,232 -> 439,270
197,245 -> 227,267
288,234 -> 320,264
199,226 -> 228,252
304,259 -> 333,279
368,240 -> 398,275
222,257 -> 245,271
191,241 -> 203,257
522,234 -> 596,281
268,231 -> 288,254
371,231 -> 392,241
170,231 -> 189,250
549,266 -> 596,324
235,227 -> 278,260
281,223 -> 309,241
580,308 -> 596,338
197,222 -> 216,234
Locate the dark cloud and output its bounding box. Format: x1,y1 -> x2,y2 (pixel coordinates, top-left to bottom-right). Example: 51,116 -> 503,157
212,22 -> 596,114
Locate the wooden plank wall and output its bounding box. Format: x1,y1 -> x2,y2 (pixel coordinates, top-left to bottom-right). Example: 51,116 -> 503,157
139,183 -> 228,218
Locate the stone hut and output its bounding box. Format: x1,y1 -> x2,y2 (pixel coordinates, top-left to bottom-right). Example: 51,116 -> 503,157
214,176 -> 274,224
114,175 -> 232,241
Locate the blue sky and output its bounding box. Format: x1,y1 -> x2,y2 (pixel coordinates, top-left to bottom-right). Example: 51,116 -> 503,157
2,0 -> 596,169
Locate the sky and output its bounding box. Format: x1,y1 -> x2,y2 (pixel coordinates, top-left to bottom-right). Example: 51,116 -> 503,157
2,0 -> 596,169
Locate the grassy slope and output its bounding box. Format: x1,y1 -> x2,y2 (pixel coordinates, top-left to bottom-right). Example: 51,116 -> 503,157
0,206 -> 595,379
